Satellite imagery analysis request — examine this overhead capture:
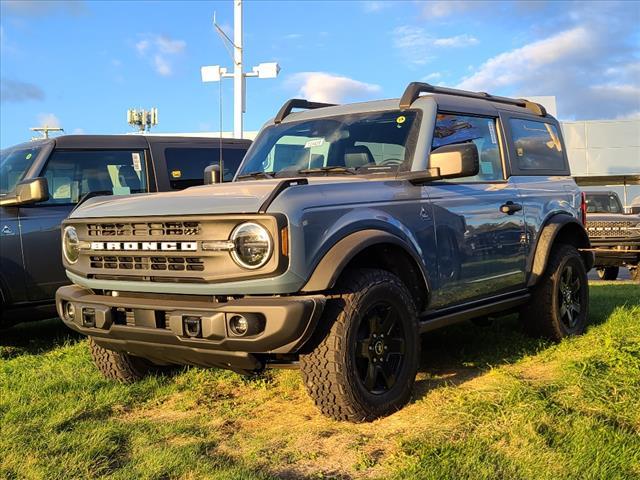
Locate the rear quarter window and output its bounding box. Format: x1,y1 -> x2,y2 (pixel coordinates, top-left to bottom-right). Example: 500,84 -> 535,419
509,118 -> 566,172
165,147 -> 247,189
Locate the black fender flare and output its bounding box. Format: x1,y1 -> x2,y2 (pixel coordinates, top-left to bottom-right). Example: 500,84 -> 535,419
527,214 -> 593,287
301,229 -> 431,294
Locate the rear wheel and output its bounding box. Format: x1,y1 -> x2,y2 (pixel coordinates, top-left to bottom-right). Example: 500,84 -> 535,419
522,244 -> 589,341
597,266 -> 619,280
89,337 -> 163,383
300,269 -> 420,422
629,266 -> 639,282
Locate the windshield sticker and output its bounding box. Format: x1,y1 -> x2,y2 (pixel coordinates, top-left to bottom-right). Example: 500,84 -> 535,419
488,121 -> 497,144
396,115 -> 406,124
132,152 -> 142,172
304,138 -> 324,149
171,170 -> 182,178
26,153 -> 33,160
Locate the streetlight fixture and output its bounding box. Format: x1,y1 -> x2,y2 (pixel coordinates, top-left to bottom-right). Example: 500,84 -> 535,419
200,0 -> 280,139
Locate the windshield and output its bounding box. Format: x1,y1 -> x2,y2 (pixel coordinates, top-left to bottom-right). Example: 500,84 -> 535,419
586,193 -> 623,214
237,110 -> 419,178
0,145 -> 42,195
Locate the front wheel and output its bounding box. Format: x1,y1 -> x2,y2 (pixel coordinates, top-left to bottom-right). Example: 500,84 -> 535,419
89,337 -> 164,383
522,244 -> 589,341
597,266 -> 619,280
300,269 -> 420,422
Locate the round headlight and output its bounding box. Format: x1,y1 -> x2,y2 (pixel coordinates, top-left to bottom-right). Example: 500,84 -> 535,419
230,222 -> 273,269
62,226 -> 80,264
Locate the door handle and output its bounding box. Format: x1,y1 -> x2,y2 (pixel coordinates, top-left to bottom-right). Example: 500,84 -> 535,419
500,201 -> 522,215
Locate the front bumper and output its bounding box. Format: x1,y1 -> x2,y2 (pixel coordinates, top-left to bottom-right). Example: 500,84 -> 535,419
587,239 -> 640,267
56,285 -> 325,371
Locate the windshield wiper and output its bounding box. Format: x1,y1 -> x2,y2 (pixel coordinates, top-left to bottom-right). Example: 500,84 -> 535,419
236,171 -> 274,180
297,166 -> 356,175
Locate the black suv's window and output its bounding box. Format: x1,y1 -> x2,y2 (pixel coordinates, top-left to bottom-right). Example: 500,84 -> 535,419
165,147 -> 246,188
39,149 -> 148,205
510,119 -> 564,170
586,193 -> 623,213
238,110 -> 420,177
432,113 -> 503,181
0,145 -> 43,195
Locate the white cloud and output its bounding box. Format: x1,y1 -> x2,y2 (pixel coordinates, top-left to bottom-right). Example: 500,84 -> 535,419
72,128 -> 85,134
422,72 -> 443,82
456,23 -> 640,119
433,34 -> 478,47
283,33 -> 302,40
421,0 -> 480,18
363,1 -> 391,13
153,54 -> 172,76
287,72 -> 381,104
134,34 -> 186,76
393,26 -> 478,66
156,35 -> 186,54
37,113 -> 61,128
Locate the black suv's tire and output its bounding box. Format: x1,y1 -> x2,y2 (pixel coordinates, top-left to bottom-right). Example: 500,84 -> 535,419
300,269 -> 420,422
597,266 -> 619,280
629,266 -> 639,282
522,244 -> 589,341
89,337 -> 160,383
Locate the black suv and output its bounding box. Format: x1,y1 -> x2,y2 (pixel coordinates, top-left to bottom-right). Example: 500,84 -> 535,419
0,134 -> 251,324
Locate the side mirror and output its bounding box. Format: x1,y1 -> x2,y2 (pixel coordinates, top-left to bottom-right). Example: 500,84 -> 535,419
204,164 -> 221,185
0,177 -> 49,207
429,143 -> 479,179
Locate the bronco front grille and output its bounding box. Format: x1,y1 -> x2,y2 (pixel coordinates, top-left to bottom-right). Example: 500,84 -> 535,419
87,221 -> 201,237
89,255 -> 205,272
586,221 -> 640,238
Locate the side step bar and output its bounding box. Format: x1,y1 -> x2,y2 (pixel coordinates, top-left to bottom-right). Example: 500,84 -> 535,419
418,293 -> 530,333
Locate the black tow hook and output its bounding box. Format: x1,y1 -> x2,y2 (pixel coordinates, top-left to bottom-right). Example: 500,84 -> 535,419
183,316 -> 203,338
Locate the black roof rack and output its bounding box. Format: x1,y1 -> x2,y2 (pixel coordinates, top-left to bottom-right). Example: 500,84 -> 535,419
399,82 -> 547,116
274,99 -> 337,124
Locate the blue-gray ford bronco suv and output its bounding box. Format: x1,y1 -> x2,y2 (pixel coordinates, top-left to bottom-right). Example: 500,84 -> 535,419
56,83 -> 593,421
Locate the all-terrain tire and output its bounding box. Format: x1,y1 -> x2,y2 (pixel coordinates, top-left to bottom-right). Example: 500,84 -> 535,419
629,267 -> 639,282
89,337 -> 159,383
597,266 -> 619,281
300,269 -> 420,422
522,244 -> 589,341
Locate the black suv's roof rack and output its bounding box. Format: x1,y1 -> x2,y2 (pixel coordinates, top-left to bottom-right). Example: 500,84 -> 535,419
399,82 -> 547,116
274,99 -> 337,124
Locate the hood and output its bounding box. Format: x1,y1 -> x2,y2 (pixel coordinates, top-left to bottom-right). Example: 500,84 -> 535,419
71,180 -> 286,218
70,176 -> 369,219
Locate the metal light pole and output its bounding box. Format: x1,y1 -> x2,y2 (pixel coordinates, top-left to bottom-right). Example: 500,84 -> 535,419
233,0 -> 243,139
201,0 -> 280,139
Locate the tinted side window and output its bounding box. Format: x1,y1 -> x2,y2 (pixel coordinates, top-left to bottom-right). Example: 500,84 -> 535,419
431,113 -> 503,181
40,149 -> 148,205
165,147 -> 246,189
510,119 -> 564,171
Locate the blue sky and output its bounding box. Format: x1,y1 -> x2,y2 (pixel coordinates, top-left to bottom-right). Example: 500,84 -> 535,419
1,0 -> 639,148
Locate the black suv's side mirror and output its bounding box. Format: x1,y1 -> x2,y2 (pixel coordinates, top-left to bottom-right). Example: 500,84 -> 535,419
429,143 -> 479,179
0,177 -> 49,207
204,164 -> 221,185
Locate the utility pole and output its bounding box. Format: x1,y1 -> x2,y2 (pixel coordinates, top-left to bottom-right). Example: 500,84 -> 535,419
201,0 -> 280,139
233,0 -> 243,139
30,126 -> 63,140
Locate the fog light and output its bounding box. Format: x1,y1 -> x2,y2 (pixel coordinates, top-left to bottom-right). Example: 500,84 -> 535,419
229,315 -> 249,336
64,302 -> 76,321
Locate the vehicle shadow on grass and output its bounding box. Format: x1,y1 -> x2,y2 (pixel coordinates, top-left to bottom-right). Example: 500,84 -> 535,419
412,282 -> 631,396
0,316 -> 81,359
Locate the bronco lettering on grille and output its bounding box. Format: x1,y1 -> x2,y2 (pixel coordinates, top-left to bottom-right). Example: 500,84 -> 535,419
89,242 -> 198,251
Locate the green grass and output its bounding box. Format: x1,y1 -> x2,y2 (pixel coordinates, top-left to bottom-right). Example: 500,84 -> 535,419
1,283 -> 639,479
